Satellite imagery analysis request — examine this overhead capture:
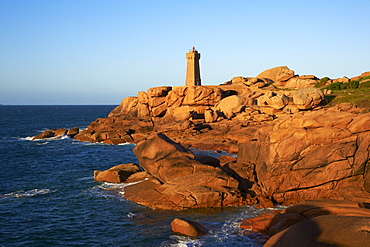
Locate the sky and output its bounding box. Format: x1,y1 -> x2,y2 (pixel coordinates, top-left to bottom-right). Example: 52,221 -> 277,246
1,0 -> 369,105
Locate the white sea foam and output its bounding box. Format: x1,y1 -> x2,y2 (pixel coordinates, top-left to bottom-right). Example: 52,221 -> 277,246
57,134 -> 71,140
2,189 -> 56,198
98,182 -> 129,190
20,136 -> 34,141
19,134 -> 70,142
118,142 -> 135,146
91,179 -> 148,198
161,235 -> 204,247
77,176 -> 94,181
118,178 -> 149,196
127,212 -> 137,218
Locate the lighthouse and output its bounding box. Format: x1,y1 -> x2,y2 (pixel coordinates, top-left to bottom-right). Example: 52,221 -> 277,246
185,46 -> 201,86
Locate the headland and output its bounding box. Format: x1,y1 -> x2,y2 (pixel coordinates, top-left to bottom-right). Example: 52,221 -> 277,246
31,64 -> 370,245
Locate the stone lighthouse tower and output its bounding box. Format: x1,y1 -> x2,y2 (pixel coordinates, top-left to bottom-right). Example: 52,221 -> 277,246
185,46 -> 201,86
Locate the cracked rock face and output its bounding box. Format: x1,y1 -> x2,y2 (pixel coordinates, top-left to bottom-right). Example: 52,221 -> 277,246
123,133 -> 257,210
238,110 -> 370,205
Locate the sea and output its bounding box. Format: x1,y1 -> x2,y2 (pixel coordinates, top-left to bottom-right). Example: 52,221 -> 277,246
0,105 -> 275,247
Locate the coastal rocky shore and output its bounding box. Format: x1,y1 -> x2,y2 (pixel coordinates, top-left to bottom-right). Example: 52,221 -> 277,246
32,66 -> 370,245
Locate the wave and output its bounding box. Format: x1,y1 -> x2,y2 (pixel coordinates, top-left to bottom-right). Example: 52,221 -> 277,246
77,176 -> 94,181
18,134 -> 72,142
118,142 -> 135,146
87,179 -> 149,201
1,188 -> 57,198
18,136 -> 34,141
97,179 -> 148,192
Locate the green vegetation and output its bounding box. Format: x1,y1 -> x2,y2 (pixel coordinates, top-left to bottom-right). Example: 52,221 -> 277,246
315,77 -> 330,88
327,80 -> 359,90
321,75 -> 370,112
326,87 -> 370,112
359,80 -> 370,88
327,81 -> 342,90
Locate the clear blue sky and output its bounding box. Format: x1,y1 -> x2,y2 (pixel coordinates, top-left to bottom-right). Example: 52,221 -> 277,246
1,0 -> 369,105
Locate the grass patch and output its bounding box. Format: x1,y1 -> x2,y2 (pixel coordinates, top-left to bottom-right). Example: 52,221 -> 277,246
327,87 -> 370,112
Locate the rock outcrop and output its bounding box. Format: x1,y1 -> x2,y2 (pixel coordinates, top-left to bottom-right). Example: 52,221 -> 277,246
32,66 -> 333,147
122,133 -> 257,210
94,163 -> 141,183
32,128 -> 79,140
238,109 -> 370,205
292,87 -> 325,109
257,91 -> 289,109
284,75 -> 319,89
240,199 -> 370,246
213,95 -> 254,119
31,67 -> 370,214
257,66 -> 295,86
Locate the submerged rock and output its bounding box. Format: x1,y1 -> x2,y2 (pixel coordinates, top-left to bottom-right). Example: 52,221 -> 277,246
32,128 -> 78,140
171,218 -> 207,237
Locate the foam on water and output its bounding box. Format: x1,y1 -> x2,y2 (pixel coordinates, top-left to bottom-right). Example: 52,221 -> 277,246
163,235 -> 204,247
2,188 -> 57,198
118,142 -> 135,146
77,176 -> 94,181
18,134 -> 71,142
20,136 -> 34,141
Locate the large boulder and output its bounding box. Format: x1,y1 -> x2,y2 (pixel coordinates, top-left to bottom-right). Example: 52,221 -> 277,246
66,127 -> 79,137
94,163 -> 141,183
284,199 -> 370,218
293,87 -> 324,109
240,199 -> 370,246
333,76 -> 350,83
32,130 -> 55,140
182,86 -> 222,106
257,91 -> 289,109
123,133 -> 257,210
147,86 -> 172,97
108,97 -> 138,117
284,75 -> 318,89
264,215 -> 370,247
132,133 -> 195,183
214,95 -> 254,119
171,218 -> 207,237
32,128 -> 68,140
257,66 -> 295,85
204,108 -> 218,123
238,110 -> 370,205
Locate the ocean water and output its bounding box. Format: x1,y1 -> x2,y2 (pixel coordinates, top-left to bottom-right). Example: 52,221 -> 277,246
0,105 -> 273,247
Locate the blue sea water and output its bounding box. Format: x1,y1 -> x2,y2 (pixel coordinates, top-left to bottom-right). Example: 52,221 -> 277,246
0,105 -> 272,247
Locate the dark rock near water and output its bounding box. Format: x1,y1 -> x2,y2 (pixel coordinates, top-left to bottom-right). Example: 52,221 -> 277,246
171,218 -> 207,237
94,163 -> 141,183
265,215 -> 370,247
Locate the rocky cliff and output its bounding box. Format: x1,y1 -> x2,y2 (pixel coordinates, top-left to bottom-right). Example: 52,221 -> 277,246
32,66 -> 370,210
